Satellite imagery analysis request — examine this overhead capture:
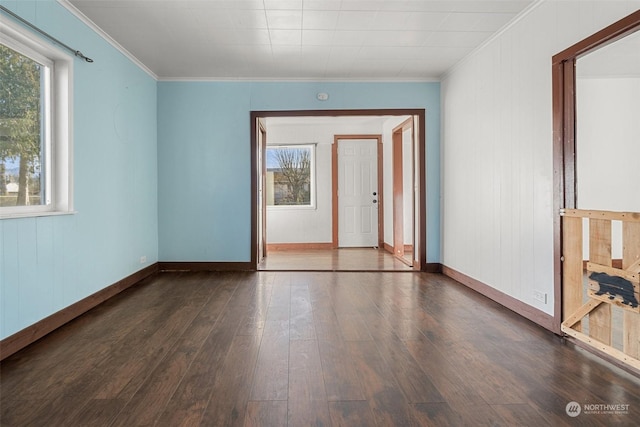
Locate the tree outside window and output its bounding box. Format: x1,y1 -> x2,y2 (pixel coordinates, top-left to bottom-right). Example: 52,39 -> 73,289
266,145 -> 314,207
0,43 -> 45,207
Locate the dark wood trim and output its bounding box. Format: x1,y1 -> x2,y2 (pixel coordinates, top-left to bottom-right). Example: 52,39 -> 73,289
0,263 -> 159,361
423,263 -> 442,273
158,262 -> 253,272
259,120 -> 267,260
251,109 -> 425,118
266,243 -> 333,251
251,109 -> 428,271
332,134 -> 383,249
552,10 -> 640,336
250,113 -> 259,269
553,9 -> 640,63
562,61 -> 577,209
383,242 -> 394,254
331,139 -> 339,248
377,138 -> 384,249
416,114 -> 426,271
552,57 -> 565,334
443,265 -> 556,333
260,268 -> 417,273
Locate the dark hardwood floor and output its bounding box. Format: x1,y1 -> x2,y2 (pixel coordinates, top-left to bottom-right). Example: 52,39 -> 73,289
2,271 -> 640,426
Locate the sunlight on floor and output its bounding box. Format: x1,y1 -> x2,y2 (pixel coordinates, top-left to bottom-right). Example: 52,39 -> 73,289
258,248 -> 414,271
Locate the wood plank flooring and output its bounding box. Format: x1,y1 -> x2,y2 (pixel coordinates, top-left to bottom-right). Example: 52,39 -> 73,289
258,248 -> 413,271
2,271 -> 640,426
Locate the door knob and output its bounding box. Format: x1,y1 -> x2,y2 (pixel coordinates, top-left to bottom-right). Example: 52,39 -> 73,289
373,192 -> 377,196
373,200 -> 377,203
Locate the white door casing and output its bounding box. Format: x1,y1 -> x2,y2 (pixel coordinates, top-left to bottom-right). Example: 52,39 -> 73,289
338,139 -> 378,247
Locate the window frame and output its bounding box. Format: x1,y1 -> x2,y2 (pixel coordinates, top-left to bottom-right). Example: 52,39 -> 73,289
265,143 -> 316,210
0,15 -> 74,219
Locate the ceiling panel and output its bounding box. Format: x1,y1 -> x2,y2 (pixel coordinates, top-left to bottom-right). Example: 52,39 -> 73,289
66,0 -> 535,80
425,31 -> 494,48
335,11 -> 378,30
301,30 -> 335,46
302,11 -> 340,30
266,10 -> 303,29
360,30 -> 430,47
270,29 -> 303,45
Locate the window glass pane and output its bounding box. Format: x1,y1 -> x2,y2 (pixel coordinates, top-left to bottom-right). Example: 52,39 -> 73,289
0,43 -> 45,207
266,146 -> 312,206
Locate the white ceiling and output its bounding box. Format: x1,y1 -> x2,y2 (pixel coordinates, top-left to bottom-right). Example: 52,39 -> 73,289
64,0 -> 536,80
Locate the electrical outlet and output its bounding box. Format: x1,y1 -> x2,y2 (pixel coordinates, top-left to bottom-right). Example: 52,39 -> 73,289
140,256 -> 147,264
533,290 -> 547,304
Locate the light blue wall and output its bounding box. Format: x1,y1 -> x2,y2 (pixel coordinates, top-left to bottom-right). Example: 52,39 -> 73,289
158,81 -> 441,263
0,0 -> 158,339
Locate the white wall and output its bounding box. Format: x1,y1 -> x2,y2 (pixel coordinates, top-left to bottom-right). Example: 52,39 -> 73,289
577,77 -> 640,258
441,0 -> 640,315
265,121 -> 383,244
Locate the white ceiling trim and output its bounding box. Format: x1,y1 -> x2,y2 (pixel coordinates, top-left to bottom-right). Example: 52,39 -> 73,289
158,76 -> 441,83
441,0 -> 545,81
57,0 -> 158,80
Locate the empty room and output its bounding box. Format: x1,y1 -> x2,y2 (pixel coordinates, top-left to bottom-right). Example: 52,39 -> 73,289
1,0 -> 640,426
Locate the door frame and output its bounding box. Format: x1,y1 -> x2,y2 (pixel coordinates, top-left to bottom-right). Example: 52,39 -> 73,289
332,135 -> 383,249
552,10 -> 640,333
250,109 -> 427,271
258,119 -> 267,262
392,118 -> 414,266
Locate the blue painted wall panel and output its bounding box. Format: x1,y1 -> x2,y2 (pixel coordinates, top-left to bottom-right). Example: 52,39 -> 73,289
158,81 -> 441,263
0,0 -> 158,339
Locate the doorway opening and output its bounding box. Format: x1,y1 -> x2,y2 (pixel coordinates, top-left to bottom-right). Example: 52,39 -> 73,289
553,10 -> 640,371
392,118 -> 416,267
250,109 -> 427,272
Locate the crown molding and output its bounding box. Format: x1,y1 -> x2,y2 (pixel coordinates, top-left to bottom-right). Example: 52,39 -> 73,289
158,77 -> 440,83
56,0 -> 158,80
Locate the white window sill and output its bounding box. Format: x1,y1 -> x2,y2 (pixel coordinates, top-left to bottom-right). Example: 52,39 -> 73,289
0,210 -> 77,220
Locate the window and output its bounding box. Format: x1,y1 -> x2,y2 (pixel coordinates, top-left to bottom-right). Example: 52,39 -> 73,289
266,144 -> 315,208
0,17 -> 73,218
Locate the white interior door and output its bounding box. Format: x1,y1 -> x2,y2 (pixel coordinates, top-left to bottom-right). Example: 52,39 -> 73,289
338,139 -> 378,247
